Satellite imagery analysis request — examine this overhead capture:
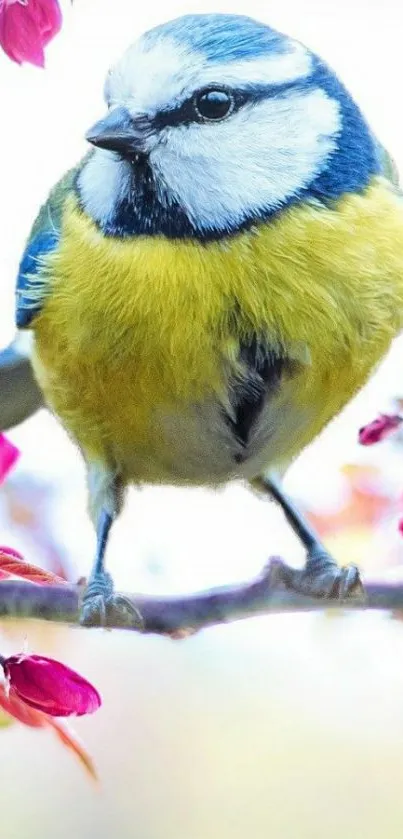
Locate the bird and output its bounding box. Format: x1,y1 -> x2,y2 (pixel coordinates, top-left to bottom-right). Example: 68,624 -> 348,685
1,11 -> 403,626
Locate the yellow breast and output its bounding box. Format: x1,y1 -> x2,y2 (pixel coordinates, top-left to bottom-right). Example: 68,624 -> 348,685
32,178 -> 403,482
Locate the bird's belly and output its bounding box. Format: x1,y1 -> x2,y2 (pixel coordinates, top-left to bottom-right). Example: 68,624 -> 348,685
112,389 -> 313,485
32,330 -> 308,486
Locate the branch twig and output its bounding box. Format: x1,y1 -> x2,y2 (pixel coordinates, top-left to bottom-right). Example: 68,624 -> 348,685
0,558 -> 401,634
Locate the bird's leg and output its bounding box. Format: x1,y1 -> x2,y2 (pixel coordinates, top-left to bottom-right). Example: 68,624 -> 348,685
253,474 -> 365,602
80,465 -> 143,628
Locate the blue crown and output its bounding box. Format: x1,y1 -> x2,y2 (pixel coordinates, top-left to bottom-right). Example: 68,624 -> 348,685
143,13 -> 287,64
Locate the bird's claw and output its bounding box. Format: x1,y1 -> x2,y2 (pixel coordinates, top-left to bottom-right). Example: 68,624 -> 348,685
272,547 -> 365,603
79,571 -> 144,628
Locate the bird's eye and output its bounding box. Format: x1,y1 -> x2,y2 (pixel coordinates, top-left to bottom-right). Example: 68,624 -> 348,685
194,88 -> 234,122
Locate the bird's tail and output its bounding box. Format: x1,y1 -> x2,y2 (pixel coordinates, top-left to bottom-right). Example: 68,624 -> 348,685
0,333 -> 43,430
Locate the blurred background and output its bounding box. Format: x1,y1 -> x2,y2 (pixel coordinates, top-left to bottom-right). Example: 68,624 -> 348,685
2,0 -> 403,836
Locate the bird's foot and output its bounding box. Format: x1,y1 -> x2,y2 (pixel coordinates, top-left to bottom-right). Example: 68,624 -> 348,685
79,571 -> 144,628
272,545 -> 365,603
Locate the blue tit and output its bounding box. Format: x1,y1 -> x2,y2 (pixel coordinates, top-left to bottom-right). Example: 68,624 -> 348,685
1,12 -> 403,624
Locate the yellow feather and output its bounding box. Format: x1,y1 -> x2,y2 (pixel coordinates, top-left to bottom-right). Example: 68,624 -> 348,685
31,177 -> 403,483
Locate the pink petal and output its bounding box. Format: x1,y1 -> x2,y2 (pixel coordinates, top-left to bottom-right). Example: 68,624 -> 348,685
34,0 -> 62,47
0,0 -> 62,67
0,435 -> 20,483
0,685 -> 99,779
3,654 -> 102,717
0,684 -> 44,728
0,546 -> 24,560
358,414 -> 402,446
0,2 -> 43,65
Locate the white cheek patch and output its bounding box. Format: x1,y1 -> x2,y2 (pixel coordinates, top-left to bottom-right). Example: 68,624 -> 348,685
151,89 -> 340,232
78,150 -> 131,225
106,35 -> 311,116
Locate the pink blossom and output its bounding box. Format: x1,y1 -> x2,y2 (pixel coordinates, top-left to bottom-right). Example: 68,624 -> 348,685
358,414 -> 402,446
0,682 -> 98,779
0,545 -> 23,560
0,682 -> 44,727
0,434 -> 19,483
0,0 -> 62,67
1,654 -> 101,717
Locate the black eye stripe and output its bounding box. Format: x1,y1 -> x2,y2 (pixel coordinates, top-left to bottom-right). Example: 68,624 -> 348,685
154,87 -> 246,130
152,77 -> 314,131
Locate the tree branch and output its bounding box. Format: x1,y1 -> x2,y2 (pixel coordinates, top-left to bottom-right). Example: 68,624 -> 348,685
0,557 -> 401,634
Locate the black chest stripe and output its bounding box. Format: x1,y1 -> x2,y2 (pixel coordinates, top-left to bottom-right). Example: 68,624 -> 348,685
226,337 -> 289,449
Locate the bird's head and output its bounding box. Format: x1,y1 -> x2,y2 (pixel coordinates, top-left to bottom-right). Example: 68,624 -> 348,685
78,13 -> 380,240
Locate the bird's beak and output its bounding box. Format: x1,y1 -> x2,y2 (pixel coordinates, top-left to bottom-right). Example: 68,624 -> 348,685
85,106 -> 151,156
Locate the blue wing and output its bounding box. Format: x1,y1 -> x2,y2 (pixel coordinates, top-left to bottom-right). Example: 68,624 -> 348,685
15,162 -> 84,329
16,229 -> 60,328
